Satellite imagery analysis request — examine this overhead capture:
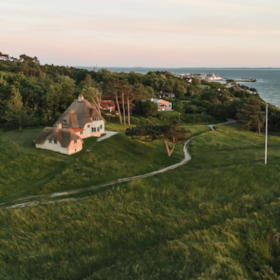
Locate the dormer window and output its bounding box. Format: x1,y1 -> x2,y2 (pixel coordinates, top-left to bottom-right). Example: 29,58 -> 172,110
94,118 -> 99,121
62,120 -> 67,125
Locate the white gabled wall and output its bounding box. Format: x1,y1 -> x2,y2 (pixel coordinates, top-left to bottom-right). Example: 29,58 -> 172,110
83,120 -> 105,138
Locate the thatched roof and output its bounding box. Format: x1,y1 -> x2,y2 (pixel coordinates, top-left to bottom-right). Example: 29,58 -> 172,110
35,127 -> 81,148
53,98 -> 105,129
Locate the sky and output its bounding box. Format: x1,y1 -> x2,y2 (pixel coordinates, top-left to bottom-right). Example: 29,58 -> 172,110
1,0 -> 280,67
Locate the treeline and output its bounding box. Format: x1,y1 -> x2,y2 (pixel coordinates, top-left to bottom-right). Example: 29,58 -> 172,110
0,53 -> 194,129
1,53 -> 280,132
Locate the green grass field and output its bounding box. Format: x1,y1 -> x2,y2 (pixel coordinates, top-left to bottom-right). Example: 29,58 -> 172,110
157,110 -> 182,117
2,123 -> 280,279
1,122 -> 208,203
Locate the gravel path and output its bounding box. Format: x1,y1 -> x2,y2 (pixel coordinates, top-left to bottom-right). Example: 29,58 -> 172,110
98,131 -> 119,142
6,120 -> 236,208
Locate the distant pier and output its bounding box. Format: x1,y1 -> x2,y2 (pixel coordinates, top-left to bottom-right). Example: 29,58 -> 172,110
222,78 -> 257,83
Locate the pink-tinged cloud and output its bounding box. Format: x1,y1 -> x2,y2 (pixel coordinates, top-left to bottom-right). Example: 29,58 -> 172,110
1,0 -> 280,67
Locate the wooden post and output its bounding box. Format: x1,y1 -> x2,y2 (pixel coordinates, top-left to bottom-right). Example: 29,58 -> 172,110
265,103 -> 268,165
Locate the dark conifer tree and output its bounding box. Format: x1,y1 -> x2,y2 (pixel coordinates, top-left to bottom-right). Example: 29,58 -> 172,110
236,98 -> 265,135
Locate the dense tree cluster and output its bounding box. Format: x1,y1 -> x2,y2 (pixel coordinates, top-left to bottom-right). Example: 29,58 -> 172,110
1,52 -> 280,132
126,121 -> 190,157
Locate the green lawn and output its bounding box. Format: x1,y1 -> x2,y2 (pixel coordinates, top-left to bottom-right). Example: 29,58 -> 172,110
157,110 -> 181,117
0,122 -> 186,202
2,124 -> 280,279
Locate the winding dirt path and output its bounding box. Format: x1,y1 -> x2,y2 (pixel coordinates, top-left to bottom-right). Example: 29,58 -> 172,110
6,120 -> 236,208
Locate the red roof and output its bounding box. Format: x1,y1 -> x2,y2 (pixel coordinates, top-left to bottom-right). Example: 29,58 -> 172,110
100,100 -> 115,109
68,128 -> 84,133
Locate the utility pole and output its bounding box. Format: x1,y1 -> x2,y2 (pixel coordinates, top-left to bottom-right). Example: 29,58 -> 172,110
265,103 -> 268,165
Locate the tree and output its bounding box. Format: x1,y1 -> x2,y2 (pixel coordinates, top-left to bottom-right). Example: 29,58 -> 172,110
82,86 -> 102,114
0,52 -> 9,61
192,77 -> 201,86
236,98 -> 265,135
175,85 -> 187,97
3,88 -> 34,131
132,84 -> 151,121
102,78 -> 123,125
191,105 -> 197,122
126,121 -> 190,157
143,100 -> 158,116
173,101 -> 185,113
117,80 -> 129,126
80,74 -> 95,87
162,85 -> 173,92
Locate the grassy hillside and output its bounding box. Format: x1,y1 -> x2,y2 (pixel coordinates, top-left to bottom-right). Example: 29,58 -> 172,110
0,123 -> 210,203
1,124 -> 280,279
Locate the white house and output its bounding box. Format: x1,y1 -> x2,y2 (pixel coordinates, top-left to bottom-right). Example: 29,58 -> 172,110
151,98 -> 172,111
35,95 -> 106,155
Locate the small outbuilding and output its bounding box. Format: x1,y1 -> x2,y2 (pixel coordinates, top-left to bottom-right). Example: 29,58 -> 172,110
159,92 -> 175,98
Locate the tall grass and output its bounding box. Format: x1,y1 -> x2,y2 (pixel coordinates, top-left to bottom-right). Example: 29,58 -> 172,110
1,123 -> 211,200
1,124 -> 280,278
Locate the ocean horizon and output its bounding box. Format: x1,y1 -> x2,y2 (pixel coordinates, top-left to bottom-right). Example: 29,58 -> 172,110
78,67 -> 280,109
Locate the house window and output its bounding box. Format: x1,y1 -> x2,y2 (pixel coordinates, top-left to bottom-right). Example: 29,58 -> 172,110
87,125 -> 90,128
80,131 -> 83,135
54,140 -> 57,144
49,140 -> 52,143
100,125 -> 102,129
97,127 -> 100,132
94,118 -> 99,121
74,140 -> 77,144
92,127 -> 96,132
62,120 -> 67,125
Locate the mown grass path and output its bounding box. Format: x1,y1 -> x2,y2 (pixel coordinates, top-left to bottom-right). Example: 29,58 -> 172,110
4,120 -> 236,208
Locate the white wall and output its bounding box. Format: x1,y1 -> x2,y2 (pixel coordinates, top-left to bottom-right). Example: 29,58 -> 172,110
83,120 -> 105,138
36,140 -> 69,155
36,139 -> 83,155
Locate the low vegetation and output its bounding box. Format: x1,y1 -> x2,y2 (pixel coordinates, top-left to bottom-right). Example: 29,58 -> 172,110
0,121 -> 211,202
1,124 -> 280,279
2,54 -> 280,279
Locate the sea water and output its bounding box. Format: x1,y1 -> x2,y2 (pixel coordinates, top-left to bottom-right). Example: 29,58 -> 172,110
80,67 -> 280,109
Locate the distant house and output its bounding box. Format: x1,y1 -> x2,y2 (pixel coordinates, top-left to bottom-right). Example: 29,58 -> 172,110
159,91 -> 175,98
35,95 -> 105,155
100,100 -> 115,112
185,78 -> 192,83
151,98 -> 172,111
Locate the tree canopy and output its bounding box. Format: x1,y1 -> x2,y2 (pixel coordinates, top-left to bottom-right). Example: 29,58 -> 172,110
126,122 -> 190,157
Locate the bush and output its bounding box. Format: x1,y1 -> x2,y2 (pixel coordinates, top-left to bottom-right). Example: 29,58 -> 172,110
143,101 -> 158,117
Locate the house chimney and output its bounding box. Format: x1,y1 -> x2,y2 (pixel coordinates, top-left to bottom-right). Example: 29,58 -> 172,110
57,122 -> 62,129
160,91 -> 162,93
78,95 -> 84,101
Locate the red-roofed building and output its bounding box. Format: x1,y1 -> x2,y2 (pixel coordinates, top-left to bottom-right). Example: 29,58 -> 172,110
100,100 -> 115,112
151,98 -> 172,111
